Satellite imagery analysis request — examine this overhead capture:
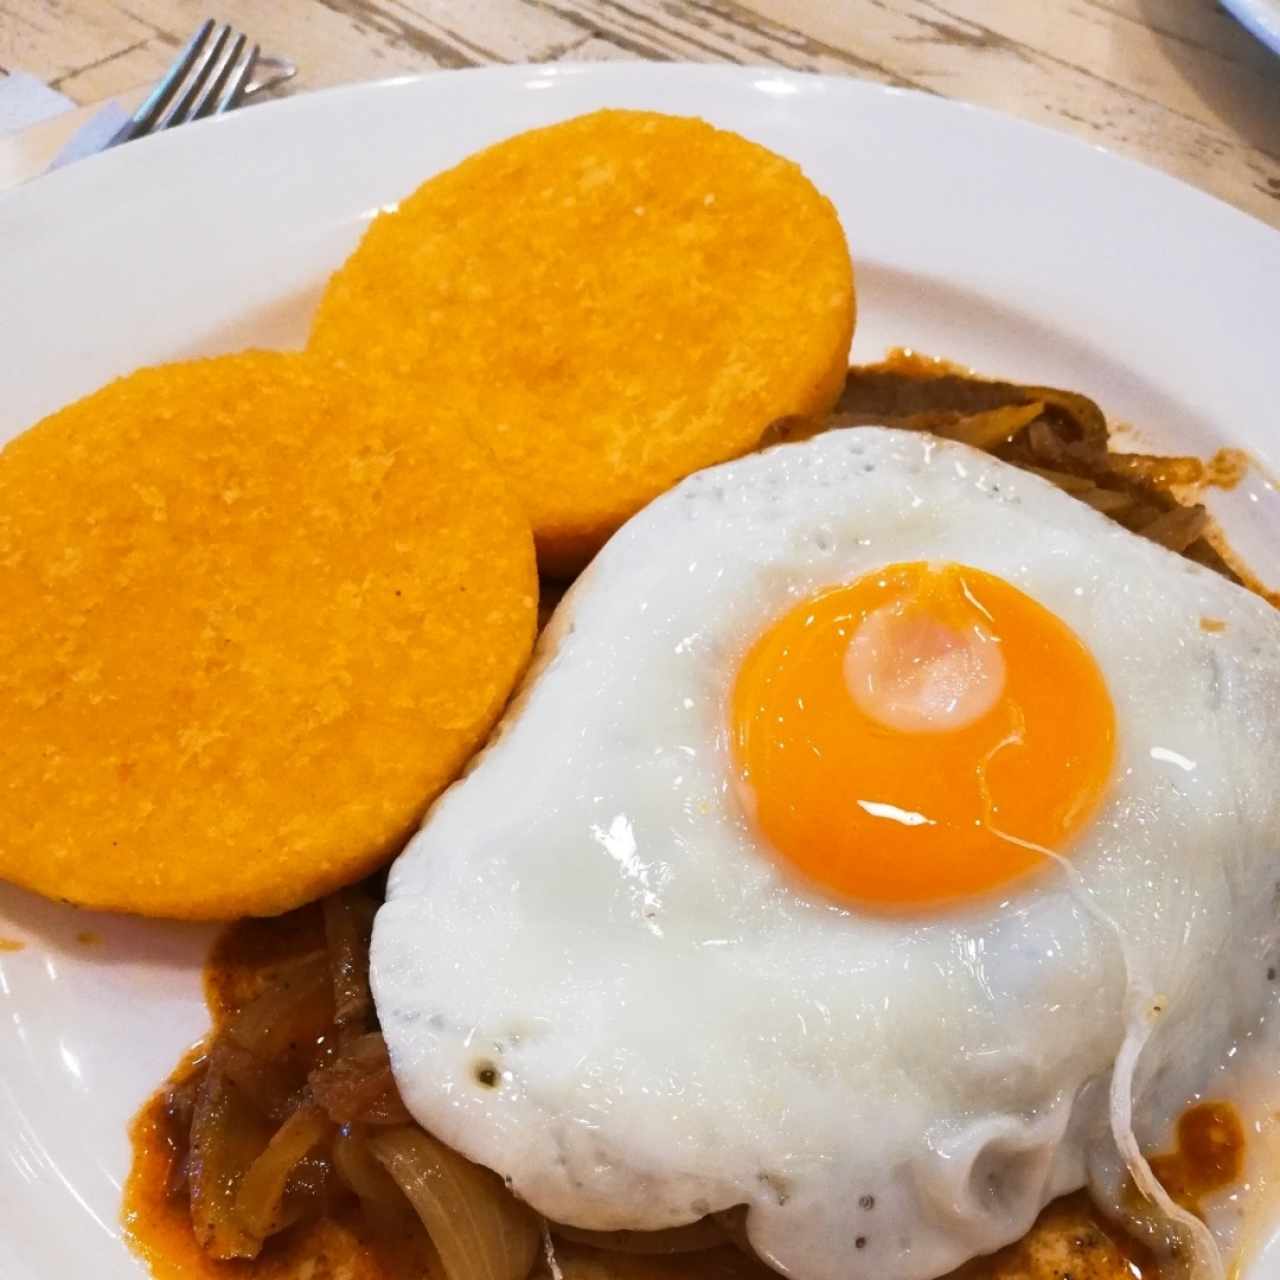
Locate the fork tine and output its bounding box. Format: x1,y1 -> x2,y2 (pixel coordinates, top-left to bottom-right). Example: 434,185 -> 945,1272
190,31 -> 250,121
105,18 -> 215,147
154,22 -> 232,131
213,41 -> 261,116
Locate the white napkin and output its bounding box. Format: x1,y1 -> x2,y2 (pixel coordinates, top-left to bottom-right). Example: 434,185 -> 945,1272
0,71 -> 73,133
0,69 -> 131,177
49,102 -> 130,169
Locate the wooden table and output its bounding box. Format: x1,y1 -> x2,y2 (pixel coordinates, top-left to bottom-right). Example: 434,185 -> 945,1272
1,0 -> 1279,227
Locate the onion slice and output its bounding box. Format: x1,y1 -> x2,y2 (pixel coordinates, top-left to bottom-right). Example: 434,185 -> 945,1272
552,1218 -> 728,1255
323,888 -> 376,1041
334,1126 -> 431,1250
547,1239 -> 773,1280
334,1126 -> 407,1207
1138,503 -> 1209,552
370,1126 -> 540,1280
932,401 -> 1043,451
309,1032 -> 412,1126
215,1038 -> 302,1121
187,1063 -> 273,1259
226,952 -> 333,1059
232,1102 -> 333,1240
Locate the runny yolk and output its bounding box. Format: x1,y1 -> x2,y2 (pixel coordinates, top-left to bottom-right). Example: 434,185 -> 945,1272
730,561 -> 1116,908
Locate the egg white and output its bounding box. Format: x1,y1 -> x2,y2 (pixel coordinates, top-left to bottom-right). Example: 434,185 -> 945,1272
372,428 -> 1280,1280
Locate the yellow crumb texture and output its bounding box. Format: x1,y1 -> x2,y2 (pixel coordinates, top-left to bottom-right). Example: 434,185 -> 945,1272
541,1195 -> 1146,1280
0,352 -> 537,920
310,109 -> 856,576
945,1193 -> 1149,1280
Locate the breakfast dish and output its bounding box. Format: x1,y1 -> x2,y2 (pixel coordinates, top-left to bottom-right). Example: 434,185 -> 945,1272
309,109 -> 855,577
2,63 -> 1279,1280
116,352 -> 1277,1280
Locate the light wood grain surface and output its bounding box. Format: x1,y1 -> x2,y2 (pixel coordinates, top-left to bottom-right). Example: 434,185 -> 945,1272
1,0 -> 1278,227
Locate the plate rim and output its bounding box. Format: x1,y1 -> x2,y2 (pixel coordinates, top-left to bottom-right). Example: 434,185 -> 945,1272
3,56 -> 1280,1280
1221,0 -> 1280,56
4,60 -> 1278,243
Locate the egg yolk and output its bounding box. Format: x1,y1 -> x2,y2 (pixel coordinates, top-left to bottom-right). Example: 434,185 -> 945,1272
731,562 -> 1115,909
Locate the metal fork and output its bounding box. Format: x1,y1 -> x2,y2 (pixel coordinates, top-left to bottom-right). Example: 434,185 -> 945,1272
105,19 -> 296,150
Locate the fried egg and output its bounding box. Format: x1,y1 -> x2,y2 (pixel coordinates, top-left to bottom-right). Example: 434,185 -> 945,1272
372,428 -> 1280,1280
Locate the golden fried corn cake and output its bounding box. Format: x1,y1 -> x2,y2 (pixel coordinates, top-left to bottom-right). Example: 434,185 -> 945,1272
537,1195 -> 1147,1280
310,109 -> 855,576
0,352 -> 537,919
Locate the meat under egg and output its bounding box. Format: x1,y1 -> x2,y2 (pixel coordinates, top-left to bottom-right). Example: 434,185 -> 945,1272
372,428 -> 1280,1280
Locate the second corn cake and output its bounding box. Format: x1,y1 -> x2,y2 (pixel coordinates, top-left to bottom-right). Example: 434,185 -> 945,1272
310,109 -> 856,576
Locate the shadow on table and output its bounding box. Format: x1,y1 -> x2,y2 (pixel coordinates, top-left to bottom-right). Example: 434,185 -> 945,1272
1136,0 -> 1280,170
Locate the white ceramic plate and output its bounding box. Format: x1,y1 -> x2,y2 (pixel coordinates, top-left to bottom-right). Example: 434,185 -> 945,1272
2,62 -> 1280,1280
1222,0 -> 1280,55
